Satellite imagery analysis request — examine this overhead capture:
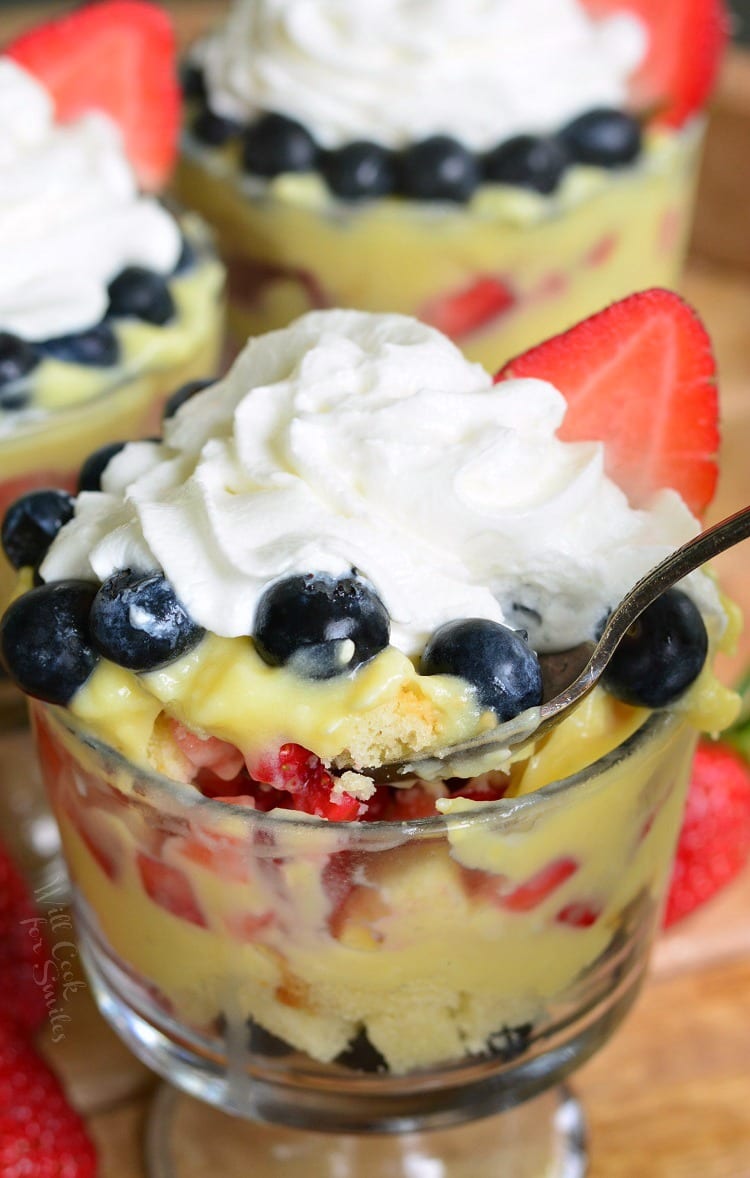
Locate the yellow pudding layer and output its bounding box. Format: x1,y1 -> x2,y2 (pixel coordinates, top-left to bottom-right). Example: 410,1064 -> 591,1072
175,126 -> 701,369
67,601 -> 739,791
38,694 -> 699,1074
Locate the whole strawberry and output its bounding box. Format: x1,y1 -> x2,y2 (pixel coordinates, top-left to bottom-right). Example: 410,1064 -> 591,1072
0,1017 -> 97,1178
664,739 -> 750,926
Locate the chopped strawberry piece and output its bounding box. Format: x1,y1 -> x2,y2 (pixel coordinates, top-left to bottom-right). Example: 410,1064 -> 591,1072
322,851 -> 356,938
254,744 -> 361,821
555,901 -> 602,928
7,0 -> 180,191
225,910 -> 275,942
137,852 -> 207,927
500,858 -> 579,913
387,784 -> 442,820
0,1017 -> 97,1178
582,0 -> 728,128
664,739 -> 750,926
421,276 -> 515,339
496,289 -> 719,517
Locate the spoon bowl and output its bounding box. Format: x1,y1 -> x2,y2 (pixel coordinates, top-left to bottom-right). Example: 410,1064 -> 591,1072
362,503 -> 750,782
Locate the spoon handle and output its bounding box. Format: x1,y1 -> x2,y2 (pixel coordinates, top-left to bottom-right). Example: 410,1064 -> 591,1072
538,503 -> 750,729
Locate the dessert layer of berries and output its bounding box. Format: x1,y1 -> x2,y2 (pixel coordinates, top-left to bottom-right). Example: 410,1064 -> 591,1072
186,96 -> 645,201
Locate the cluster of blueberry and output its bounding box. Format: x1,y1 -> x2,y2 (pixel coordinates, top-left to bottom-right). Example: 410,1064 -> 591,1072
0,242 -> 195,411
184,67 -> 643,203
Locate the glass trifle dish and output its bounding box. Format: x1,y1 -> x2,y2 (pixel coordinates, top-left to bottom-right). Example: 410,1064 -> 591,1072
176,0 -> 726,368
0,0 -> 226,719
0,293 -> 741,1175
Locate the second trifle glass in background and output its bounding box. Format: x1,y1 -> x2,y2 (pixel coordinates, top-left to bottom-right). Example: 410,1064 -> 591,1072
1,293 -> 741,1173
176,0 -> 727,366
0,0 -> 225,885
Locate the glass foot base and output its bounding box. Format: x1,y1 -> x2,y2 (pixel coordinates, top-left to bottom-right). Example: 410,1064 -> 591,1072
145,1083 -> 586,1178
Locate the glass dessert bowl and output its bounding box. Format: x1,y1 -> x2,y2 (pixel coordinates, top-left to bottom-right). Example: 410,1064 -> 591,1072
1,296 -> 740,1174
175,0 -> 726,367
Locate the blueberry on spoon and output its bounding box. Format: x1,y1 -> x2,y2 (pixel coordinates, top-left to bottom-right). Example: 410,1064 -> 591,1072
421,618 -> 543,722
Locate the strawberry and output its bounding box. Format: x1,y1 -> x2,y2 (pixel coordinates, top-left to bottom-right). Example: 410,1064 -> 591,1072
496,289 -> 719,517
137,852 -> 207,928
420,276 -> 515,340
7,0 -> 180,191
500,857 -> 579,913
0,1017 -> 97,1178
664,739 -> 750,927
253,744 -> 362,821
0,842 -> 52,1034
582,0 -> 728,128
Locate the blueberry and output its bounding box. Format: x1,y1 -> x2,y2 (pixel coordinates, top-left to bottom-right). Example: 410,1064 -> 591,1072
163,378 -> 213,420
1,490 -> 75,570
180,61 -> 207,103
108,268 -> 175,326
421,618 -> 543,721
320,141 -> 398,199
0,386 -> 31,412
77,442 -> 127,493
602,588 -> 708,708
0,332 -> 39,387
0,581 -> 99,704
483,135 -> 569,195
242,113 -> 318,177
191,107 -> 243,147
90,569 -> 205,671
253,572 -> 390,679
484,1022 -> 534,1062
399,136 -> 480,203
36,322 -> 119,367
560,108 -> 642,168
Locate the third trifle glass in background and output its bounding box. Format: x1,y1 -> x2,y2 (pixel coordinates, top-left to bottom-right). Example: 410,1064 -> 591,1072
1,293 -> 741,1175
176,0 -> 726,366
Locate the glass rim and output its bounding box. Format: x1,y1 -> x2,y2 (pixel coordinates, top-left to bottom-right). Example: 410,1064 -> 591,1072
37,699 -> 688,839
0,208 -> 220,447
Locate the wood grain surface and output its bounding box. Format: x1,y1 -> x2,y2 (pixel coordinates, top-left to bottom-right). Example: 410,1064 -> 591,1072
0,5 -> 749,1174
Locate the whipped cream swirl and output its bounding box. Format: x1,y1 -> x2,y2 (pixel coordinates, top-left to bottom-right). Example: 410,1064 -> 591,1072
42,310 -> 719,656
194,0 -> 646,149
0,60 -> 181,341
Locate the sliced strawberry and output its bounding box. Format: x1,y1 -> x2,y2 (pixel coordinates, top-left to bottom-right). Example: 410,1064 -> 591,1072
0,1017 -> 97,1178
664,739 -> 750,926
500,858 -> 579,913
582,0 -> 728,128
7,0 -> 180,191
137,852 -> 207,927
420,276 -> 515,340
496,289 -> 719,517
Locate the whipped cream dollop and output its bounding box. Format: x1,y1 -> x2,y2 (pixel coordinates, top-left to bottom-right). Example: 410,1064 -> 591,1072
42,310 -> 720,657
0,60 -> 181,341
194,0 -> 646,149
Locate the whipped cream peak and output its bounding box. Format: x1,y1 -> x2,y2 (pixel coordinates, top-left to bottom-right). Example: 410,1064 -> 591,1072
0,58 -> 181,341
42,310 -> 720,658
194,0 -> 647,149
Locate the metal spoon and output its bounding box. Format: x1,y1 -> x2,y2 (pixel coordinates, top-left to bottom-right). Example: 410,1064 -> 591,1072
360,503 -> 750,782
